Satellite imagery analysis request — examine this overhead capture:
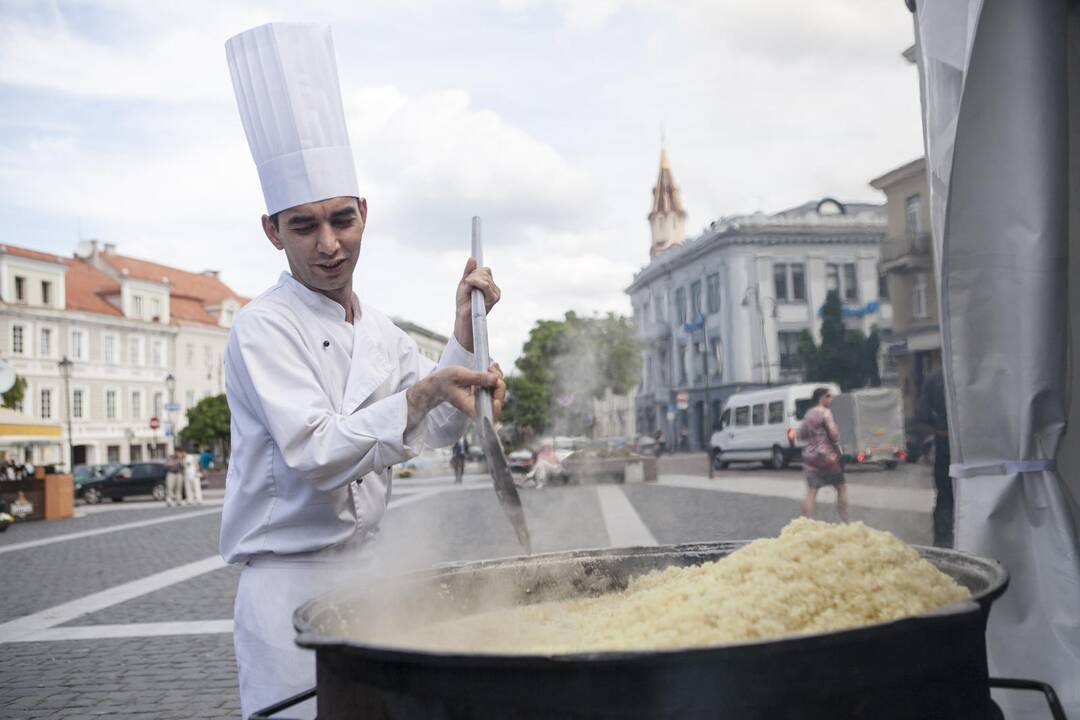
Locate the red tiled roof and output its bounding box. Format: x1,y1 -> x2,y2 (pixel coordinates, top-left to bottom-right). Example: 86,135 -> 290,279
0,243 -> 245,326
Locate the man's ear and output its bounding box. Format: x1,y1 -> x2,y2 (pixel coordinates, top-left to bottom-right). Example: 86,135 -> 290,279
261,215 -> 285,251
358,197 -> 368,225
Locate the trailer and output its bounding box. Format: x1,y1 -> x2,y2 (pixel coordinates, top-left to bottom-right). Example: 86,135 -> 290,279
831,387 -> 906,470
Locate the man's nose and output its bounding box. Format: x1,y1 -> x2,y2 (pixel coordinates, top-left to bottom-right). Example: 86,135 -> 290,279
315,223 -> 340,255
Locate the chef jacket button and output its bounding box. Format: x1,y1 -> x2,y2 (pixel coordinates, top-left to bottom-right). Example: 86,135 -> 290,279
323,340 -> 330,348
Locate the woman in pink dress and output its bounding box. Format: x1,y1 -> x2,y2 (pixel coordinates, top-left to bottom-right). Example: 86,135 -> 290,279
798,387 -> 849,522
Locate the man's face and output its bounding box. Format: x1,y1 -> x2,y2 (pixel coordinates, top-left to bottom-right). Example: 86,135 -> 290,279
261,196 -> 368,295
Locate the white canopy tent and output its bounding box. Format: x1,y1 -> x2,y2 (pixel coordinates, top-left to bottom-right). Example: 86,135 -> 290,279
912,1 -> 1080,717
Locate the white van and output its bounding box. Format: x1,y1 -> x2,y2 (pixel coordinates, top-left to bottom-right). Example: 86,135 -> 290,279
710,383 -> 841,470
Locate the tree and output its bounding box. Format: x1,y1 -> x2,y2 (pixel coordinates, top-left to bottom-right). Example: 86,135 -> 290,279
1,375 -> 26,410
503,311 -> 641,436
797,290 -> 882,391
179,394 -> 230,453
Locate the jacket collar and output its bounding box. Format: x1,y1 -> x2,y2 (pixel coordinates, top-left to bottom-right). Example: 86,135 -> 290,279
279,271 -> 359,323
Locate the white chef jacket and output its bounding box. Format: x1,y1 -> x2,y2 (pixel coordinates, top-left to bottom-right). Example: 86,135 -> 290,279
220,271 -> 472,564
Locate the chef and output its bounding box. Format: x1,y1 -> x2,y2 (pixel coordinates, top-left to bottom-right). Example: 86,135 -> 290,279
220,22 -> 505,717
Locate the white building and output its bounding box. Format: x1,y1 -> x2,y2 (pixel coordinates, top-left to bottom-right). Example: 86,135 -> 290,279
626,151 -> 891,451
392,318 -> 449,364
0,241 -> 246,468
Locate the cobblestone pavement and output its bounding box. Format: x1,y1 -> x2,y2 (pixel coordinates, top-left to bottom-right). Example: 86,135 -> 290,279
0,468 -> 935,719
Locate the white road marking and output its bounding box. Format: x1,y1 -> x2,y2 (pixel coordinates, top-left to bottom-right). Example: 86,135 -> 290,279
596,485 -> 658,547
5,620 -> 235,643
659,474 -> 934,513
0,507 -> 223,555
0,555 -> 227,643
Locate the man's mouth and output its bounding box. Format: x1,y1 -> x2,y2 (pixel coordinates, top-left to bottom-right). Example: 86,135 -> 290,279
317,258 -> 347,271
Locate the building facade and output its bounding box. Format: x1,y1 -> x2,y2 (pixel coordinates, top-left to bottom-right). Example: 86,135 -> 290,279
0,241 -> 245,469
627,154 -> 891,451
391,318 -> 449,363
870,157 -> 941,424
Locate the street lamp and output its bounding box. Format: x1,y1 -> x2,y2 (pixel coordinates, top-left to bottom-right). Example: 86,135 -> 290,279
58,356 -> 74,473
165,373 -> 176,456
741,286 -> 778,385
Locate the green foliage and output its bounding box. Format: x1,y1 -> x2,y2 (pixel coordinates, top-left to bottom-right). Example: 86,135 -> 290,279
796,290 -> 882,391
1,375 -> 26,410
179,394 -> 230,450
503,311 -> 641,435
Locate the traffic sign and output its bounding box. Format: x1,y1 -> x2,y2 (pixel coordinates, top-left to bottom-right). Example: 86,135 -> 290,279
149,417 -> 161,430
164,402 -> 181,413
675,391 -> 690,410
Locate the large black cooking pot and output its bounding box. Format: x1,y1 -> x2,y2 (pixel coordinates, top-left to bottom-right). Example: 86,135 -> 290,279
287,541 -> 1012,720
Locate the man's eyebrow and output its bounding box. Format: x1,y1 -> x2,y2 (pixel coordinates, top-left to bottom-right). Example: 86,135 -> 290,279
329,206 -> 358,219
286,213 -> 317,226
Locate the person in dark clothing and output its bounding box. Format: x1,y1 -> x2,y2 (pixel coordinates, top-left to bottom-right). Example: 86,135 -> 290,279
917,368 -> 952,547
451,437 -> 468,484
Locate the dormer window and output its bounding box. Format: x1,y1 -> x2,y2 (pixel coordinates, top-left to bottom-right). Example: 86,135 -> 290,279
41,280 -> 51,305
14,276 -> 25,302
133,295 -> 143,318
151,297 -> 160,321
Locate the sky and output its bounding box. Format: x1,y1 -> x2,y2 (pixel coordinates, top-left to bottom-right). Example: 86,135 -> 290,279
0,0 -> 924,366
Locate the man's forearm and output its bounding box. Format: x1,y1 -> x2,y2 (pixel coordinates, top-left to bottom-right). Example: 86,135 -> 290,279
453,309 -> 473,352
405,376 -> 439,433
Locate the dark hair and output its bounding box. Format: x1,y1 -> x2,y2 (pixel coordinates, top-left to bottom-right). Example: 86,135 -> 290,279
812,387 -> 831,405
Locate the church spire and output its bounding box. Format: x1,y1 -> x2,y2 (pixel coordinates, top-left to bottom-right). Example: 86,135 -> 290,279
649,144 -> 687,257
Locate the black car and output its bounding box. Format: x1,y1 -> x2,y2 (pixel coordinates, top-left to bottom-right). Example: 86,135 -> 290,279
77,462 -> 167,504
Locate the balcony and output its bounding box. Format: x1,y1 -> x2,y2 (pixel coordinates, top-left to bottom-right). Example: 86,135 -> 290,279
638,320 -> 672,342
880,232 -> 932,271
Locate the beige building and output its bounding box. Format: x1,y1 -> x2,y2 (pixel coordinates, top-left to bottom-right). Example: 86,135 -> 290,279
392,318 -> 449,364
870,157 -> 941,423
0,241 -> 245,469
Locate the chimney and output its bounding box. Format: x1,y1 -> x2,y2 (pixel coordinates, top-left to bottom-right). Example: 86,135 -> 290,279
103,242 -> 116,254
202,270 -> 220,279
75,239 -> 98,258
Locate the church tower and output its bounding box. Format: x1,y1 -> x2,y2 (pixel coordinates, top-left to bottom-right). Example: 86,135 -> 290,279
648,146 -> 687,257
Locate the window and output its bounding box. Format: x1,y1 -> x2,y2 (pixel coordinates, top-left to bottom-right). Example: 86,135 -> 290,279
675,287 -> 687,324
14,276 -> 25,302
768,401 -> 784,424
129,337 -> 142,366
706,273 -> 720,313
186,343 -> 195,367
642,301 -> 650,325
151,298 -> 160,320
133,295 -> 144,317
103,335 -> 115,364
40,388 -> 52,420
843,263 -> 858,302
72,389 -> 84,419
106,390 -> 117,420
677,343 -> 687,384
39,327 -> 52,357
41,281 -> 51,305
774,263 -> 789,301
913,273 -> 929,319
151,340 -> 163,368
690,280 -> 703,319
734,406 -> 750,427
653,297 -> 665,323
826,263 -> 840,294
131,391 -> 142,420
778,331 -> 802,371
791,264 -> 806,301
71,329 -> 86,361
11,325 -> 24,355
752,404 -> 765,425
719,408 -> 731,429
130,445 -> 143,462
107,445 -> 120,463
878,268 -> 890,300
905,194 -> 922,240
153,392 -> 163,418
185,389 -> 195,407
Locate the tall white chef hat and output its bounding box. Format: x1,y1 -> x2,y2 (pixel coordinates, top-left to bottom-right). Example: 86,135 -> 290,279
225,23 -> 359,216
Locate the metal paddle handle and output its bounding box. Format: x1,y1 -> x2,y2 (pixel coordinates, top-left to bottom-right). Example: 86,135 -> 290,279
470,216 -> 495,422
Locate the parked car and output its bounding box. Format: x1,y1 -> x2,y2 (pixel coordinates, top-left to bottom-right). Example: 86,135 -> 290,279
507,448 -> 534,473
77,462 -> 168,504
710,383 -> 841,470
73,463 -> 121,488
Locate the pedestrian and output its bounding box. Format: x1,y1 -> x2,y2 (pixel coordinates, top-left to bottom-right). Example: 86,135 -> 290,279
527,440 -> 561,488
220,22 -> 506,718
917,367 -> 952,547
164,450 -> 183,506
199,447 -> 214,473
182,450 -> 203,506
798,387 -> 849,522
653,428 -> 664,457
451,436 -> 468,484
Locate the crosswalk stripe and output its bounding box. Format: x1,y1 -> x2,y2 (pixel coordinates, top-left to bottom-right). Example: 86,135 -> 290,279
596,486 -> 658,547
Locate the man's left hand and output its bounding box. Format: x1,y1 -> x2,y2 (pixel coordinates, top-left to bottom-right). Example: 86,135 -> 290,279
454,258 -> 501,352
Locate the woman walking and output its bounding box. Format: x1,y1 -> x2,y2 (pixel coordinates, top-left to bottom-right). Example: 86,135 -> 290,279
798,387 -> 849,522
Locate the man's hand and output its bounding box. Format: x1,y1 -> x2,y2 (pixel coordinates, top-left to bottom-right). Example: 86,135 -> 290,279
405,363 -> 505,432
453,258 -> 500,352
